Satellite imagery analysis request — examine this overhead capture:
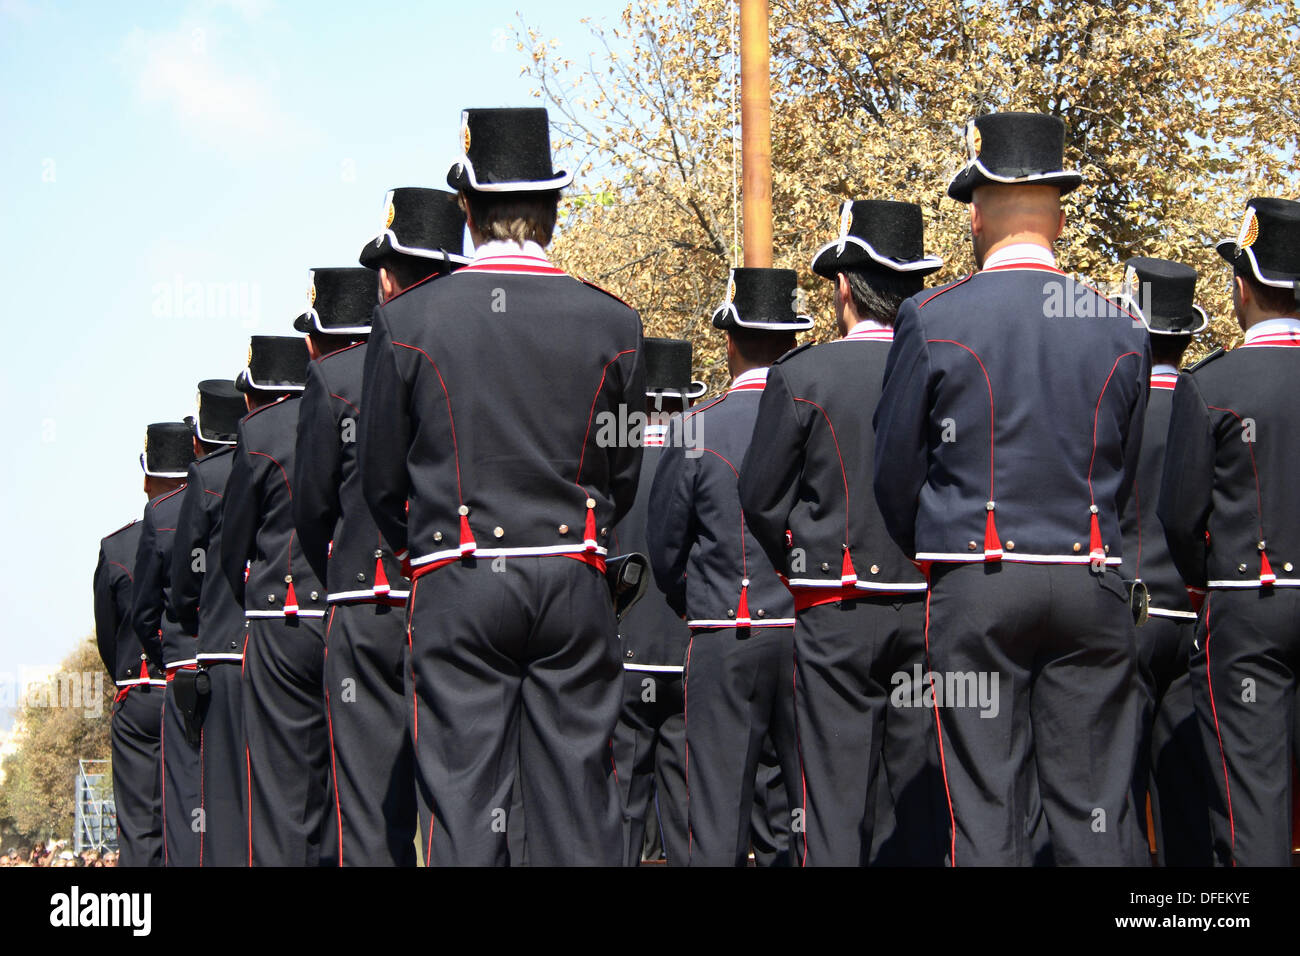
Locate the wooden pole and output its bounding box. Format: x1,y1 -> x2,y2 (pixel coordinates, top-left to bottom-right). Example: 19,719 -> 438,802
740,0 -> 772,267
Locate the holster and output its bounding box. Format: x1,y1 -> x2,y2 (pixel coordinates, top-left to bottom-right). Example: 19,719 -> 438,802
605,553 -> 650,623
171,668 -> 212,748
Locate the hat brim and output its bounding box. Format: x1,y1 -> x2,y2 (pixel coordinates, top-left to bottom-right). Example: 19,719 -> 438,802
234,368 -> 304,395
291,312 -> 312,334
139,453 -> 188,479
810,236 -> 944,280
647,381 -> 709,400
358,233 -> 472,270
946,161 -> 1083,204
193,417 -> 238,446
447,159 -> 573,194
711,304 -> 816,332
1144,304 -> 1209,336
296,309 -> 372,336
1216,239 -> 1300,290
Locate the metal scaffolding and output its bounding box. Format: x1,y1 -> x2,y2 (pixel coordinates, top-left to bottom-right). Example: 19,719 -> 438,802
74,758 -> 117,854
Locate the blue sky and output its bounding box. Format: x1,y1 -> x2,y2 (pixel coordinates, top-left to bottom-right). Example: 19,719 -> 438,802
0,0 -> 617,722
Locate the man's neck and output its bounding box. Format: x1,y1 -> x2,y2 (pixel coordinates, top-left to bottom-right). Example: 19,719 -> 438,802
979,235 -> 1055,270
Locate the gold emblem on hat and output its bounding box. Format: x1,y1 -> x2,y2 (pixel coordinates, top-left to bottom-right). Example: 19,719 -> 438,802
385,201 -> 395,230
1237,207 -> 1259,249
726,271 -> 736,303
966,120 -> 982,161
462,118 -> 471,155
247,344 -> 253,366
309,283 -> 317,306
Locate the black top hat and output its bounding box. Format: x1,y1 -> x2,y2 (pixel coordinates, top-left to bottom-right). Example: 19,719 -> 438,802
644,338 -> 707,400
140,422 -> 195,478
447,108 -> 573,193
194,379 -> 245,444
358,187 -> 471,269
1215,198 -> 1300,300
1120,257 -> 1208,335
811,199 -> 944,279
235,335 -> 310,394
947,112 -> 1083,204
292,268 -> 379,335
711,268 -> 815,332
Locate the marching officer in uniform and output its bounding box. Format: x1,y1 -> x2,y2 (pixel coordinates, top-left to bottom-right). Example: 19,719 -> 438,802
220,333 -> 330,866
359,107 -> 644,866
1115,257 -> 1213,866
93,427 -> 179,867
609,337 -> 704,866
739,200 -> 946,866
1159,197 -> 1300,866
171,378 -> 249,866
130,421 -> 198,866
873,112 -> 1150,866
295,248 -> 460,866
648,267 -> 809,867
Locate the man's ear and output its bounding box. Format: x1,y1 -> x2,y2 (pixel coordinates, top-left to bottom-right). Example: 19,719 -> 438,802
1234,274 -> 1250,309
1055,207 -> 1066,241
836,272 -> 850,307
970,201 -> 983,240
379,267 -> 398,302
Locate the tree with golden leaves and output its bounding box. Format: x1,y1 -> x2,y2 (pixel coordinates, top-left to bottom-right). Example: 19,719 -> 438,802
519,0 -> 1300,392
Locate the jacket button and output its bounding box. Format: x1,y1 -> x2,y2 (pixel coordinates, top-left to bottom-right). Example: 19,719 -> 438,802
1285,562 -> 1294,573
1089,504 -> 1099,514
558,525 -> 569,535
374,549 -> 383,559
586,498 -> 596,509
1073,543 -> 1082,553
756,609 -> 766,618
458,505 -> 470,516
140,652 -> 147,660
267,594 -> 276,603
1104,545 -> 1110,554
1258,540 -> 1267,550
1238,564 -> 1248,573
727,609 -> 735,618
230,641 -> 238,649
600,527 -> 608,537
968,541 -> 977,551
357,572 -> 366,582
310,591 -> 319,601
741,578 -> 750,587
493,526 -> 504,538
434,531 -> 443,542
820,562 -> 830,572
1005,541 -> 1015,551
625,649 -> 634,659
870,564 -> 880,574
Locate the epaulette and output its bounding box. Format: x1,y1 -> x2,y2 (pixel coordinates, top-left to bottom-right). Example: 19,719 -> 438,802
773,342 -> 817,365
578,277 -> 633,310
1185,348 -> 1225,374
103,518 -> 139,540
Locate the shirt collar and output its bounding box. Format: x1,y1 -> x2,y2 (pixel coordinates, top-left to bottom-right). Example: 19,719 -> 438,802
843,318 -> 894,341
981,242 -> 1057,271
1244,317 -> 1300,344
1151,363 -> 1179,377
471,238 -> 551,264
729,367 -> 769,391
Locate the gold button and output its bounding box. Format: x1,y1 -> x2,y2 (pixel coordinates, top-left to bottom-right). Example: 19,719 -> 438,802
310,591 -> 318,601
600,527 -> 608,536
968,541 -> 978,551
727,609 -> 735,618
357,572 -> 366,582
558,524 -> 569,535
458,505 -> 469,516
986,501 -> 995,511
284,575 -> 293,584
741,578 -> 750,587
1238,564 -> 1248,573
433,531 -> 443,542
1104,545 -> 1110,554
1005,541 -> 1015,550
1073,543 -> 1082,553
1089,504 -> 1099,514
870,564 -> 880,574
821,562 -> 829,572
374,549 -> 383,558
586,498 -> 596,509
756,609 -> 766,618
267,594 -> 276,603
1285,562 -> 1294,573
1258,540 -> 1267,550
493,527 -> 504,538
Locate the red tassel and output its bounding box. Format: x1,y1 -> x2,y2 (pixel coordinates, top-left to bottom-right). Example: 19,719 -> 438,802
983,509 -> 1002,562
284,579 -> 298,617
373,556 -> 390,595
458,513 -> 476,554
736,580 -> 751,627
139,659 -> 149,681
840,549 -> 858,585
1260,549 -> 1276,586
583,505 -> 599,552
1088,511 -> 1105,562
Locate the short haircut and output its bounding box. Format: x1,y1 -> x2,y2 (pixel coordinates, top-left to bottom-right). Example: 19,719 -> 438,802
460,188 -> 560,246
1237,268 -> 1297,317
376,252 -> 453,291
308,330 -> 363,357
841,267 -> 924,326
728,327 -> 796,366
1149,333 -> 1192,368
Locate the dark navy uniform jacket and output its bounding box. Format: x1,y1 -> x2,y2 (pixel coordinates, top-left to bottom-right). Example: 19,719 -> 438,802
611,423 -> 691,671
294,342 -> 408,605
94,518 -> 165,688
132,485 -> 195,669
221,396 -> 327,623
874,250 -> 1151,568
1159,321 -> 1300,594
648,368 -> 795,629
172,446 -> 247,662
359,246 -> 644,579
739,325 -> 927,610
1119,367 -> 1195,618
